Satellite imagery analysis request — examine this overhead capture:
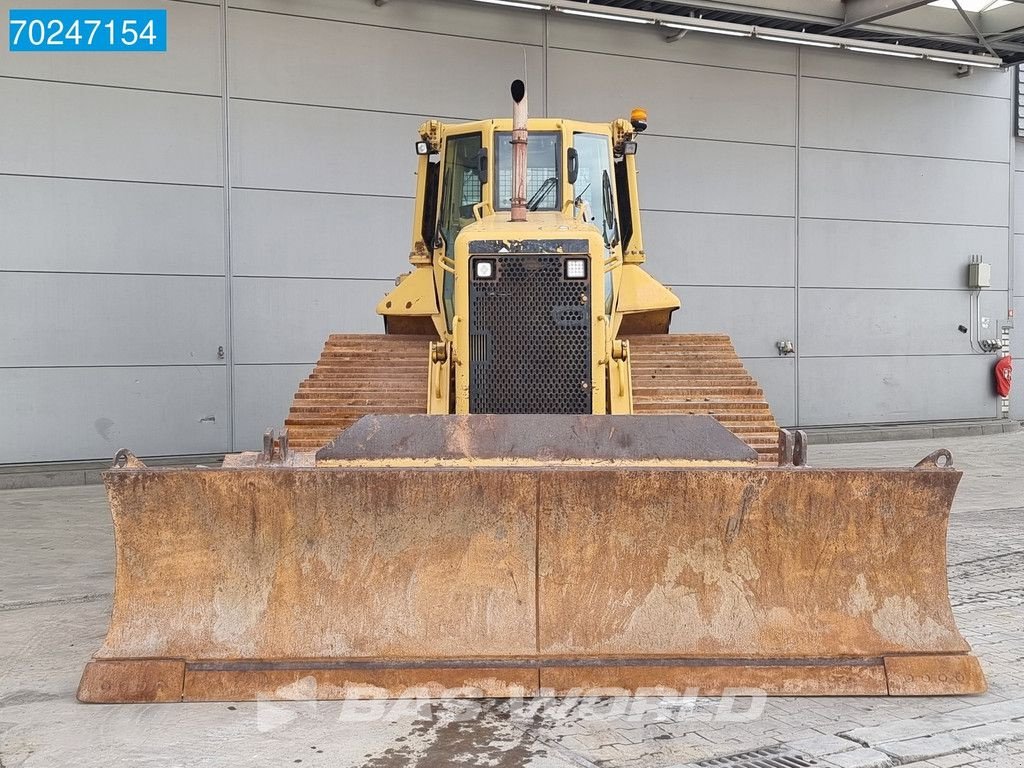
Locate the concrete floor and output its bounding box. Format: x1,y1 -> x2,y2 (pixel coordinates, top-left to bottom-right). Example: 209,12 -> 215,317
2,433 -> 1023,767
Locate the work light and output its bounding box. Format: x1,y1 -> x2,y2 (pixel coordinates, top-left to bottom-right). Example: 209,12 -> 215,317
565,259 -> 587,279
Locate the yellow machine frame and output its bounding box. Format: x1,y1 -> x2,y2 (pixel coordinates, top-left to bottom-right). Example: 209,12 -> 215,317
376,117 -> 680,417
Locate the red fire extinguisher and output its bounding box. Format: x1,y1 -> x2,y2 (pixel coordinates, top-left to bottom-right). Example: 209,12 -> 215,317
995,356 -> 1012,398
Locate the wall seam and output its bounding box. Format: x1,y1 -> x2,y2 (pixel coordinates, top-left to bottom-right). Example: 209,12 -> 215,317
0,74 -> 220,99
802,144 -> 1010,166
0,171 -> 221,189
1008,80 -> 1016,313
800,72 -> 1010,101
543,12 -> 549,118
229,4 -> 543,49
220,0 -> 236,451
794,48 -> 801,428
1007,71 -> 1015,420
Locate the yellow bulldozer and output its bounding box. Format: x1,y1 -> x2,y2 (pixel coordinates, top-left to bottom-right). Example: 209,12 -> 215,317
79,81 -> 984,703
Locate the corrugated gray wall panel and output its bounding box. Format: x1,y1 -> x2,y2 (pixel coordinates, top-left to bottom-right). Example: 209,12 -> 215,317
642,137 -> 795,217
227,8 -> 544,115
230,100 -> 420,195
798,288 -> 1008,357
1014,171 -> 1024,232
800,220 -> 1009,290
1012,297 -> 1024,420
3,1 -> 1017,462
644,212 -> 795,287
0,366 -> 227,464
798,355 -> 997,425
233,363 -> 311,448
547,48 -> 795,145
800,48 -> 1009,98
743,357 -> 796,428
1,176 -> 224,275
546,14 -> 796,75
0,0 -> 221,94
230,189 -> 411,280
1,274 -> 226,367
1013,298 -> 1024,358
666,286 -> 794,359
230,0 -> 544,46
0,78 -> 222,185
801,78 -> 1009,162
1016,235 -> 1024,297
1012,161 -> 1023,420
801,148 -> 1009,227
231,277 -> 389,365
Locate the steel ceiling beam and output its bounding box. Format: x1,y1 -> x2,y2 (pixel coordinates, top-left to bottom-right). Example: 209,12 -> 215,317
950,0 -> 1000,56
830,0 -> 934,32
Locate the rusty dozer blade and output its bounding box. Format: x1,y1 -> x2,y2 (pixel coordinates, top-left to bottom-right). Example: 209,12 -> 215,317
79,416 -> 985,703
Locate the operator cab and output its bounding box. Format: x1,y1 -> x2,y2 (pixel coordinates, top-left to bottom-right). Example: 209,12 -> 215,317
377,95 -> 677,418
425,119 -> 642,330
432,124 -> 625,253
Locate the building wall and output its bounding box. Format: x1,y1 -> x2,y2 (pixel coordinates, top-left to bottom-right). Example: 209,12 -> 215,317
1013,141 -> 1024,420
0,0 -> 1015,463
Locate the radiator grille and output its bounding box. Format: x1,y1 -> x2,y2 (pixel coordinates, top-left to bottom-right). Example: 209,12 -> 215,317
468,243 -> 591,414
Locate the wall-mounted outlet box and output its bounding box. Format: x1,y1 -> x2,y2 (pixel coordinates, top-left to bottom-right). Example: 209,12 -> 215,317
968,262 -> 991,289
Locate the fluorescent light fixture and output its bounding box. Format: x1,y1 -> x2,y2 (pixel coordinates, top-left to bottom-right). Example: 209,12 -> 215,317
927,55 -> 1001,68
661,21 -> 749,37
756,32 -> 839,48
472,0 -> 546,8
846,45 -> 922,59
464,0 -> 1005,69
559,7 -> 654,24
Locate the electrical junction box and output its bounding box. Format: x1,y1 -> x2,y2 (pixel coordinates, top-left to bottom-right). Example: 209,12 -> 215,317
968,262 -> 991,289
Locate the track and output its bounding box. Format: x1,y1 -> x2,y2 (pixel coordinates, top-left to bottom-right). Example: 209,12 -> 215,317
286,333 -> 779,462
285,334 -> 430,452
626,334 -> 779,463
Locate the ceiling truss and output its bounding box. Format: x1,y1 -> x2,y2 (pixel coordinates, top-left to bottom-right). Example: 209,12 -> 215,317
553,0 -> 1024,63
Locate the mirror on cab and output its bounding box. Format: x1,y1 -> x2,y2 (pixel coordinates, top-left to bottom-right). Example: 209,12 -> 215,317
475,147 -> 489,185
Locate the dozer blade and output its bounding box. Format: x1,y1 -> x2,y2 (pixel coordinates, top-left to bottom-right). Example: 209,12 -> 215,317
79,416 -> 984,703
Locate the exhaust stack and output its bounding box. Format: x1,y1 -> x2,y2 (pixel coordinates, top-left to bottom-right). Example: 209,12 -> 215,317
510,79 -> 527,223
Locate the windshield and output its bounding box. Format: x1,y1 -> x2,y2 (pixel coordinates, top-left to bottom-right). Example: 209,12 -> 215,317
573,133 -> 617,249
494,131 -> 560,211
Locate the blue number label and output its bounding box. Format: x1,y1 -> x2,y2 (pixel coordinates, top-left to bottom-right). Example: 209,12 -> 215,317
9,9 -> 167,51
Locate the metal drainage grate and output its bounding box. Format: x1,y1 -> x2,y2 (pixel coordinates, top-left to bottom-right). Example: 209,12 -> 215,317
696,744 -> 818,768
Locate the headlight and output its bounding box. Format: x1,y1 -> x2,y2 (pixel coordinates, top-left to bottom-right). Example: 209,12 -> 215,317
565,258 -> 587,279
474,259 -> 495,279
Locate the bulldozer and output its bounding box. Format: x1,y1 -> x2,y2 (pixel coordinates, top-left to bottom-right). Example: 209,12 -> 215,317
78,81 -> 984,703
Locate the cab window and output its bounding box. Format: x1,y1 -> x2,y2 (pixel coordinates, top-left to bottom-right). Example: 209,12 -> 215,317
573,133 -> 618,249
437,132 -> 483,250
494,131 -> 560,211
438,132 -> 483,330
